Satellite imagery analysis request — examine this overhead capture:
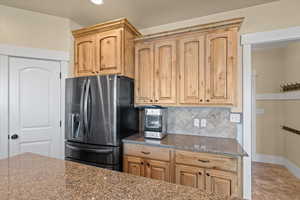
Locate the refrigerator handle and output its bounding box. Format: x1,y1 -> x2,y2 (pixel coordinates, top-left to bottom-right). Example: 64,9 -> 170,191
80,79 -> 87,136
84,79 -> 91,136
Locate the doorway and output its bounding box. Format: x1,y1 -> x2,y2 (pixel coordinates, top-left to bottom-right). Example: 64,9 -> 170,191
251,41 -> 300,199
0,45 -> 69,160
242,26 -> 300,200
9,57 -> 62,158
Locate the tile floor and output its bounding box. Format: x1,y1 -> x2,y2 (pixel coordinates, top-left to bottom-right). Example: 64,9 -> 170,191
252,162 -> 300,200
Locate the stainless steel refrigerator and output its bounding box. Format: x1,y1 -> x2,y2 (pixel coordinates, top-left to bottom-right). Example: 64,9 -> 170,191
65,75 -> 138,171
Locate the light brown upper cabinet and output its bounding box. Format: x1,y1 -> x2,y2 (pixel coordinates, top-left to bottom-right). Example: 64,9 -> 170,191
135,43 -> 155,104
205,30 -> 237,105
135,40 -> 177,104
74,35 -> 96,76
95,29 -> 122,75
134,18 -> 242,107
178,35 -> 205,104
72,18 -> 141,78
154,40 -> 177,104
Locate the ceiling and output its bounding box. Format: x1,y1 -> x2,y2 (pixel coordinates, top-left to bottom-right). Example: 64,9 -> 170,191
0,0 -> 277,29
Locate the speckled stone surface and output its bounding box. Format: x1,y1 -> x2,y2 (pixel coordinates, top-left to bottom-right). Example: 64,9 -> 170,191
0,153 -> 233,200
123,134 -> 248,157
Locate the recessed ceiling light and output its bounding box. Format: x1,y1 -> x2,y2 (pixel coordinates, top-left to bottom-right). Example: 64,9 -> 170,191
90,0 -> 103,5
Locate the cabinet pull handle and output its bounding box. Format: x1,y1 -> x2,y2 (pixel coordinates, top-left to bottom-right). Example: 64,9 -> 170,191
206,173 -> 210,176
141,151 -> 150,155
198,159 -> 210,163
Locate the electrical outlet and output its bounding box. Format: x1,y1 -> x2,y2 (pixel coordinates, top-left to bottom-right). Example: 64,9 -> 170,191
230,113 -> 241,123
201,119 -> 207,128
194,118 -> 200,128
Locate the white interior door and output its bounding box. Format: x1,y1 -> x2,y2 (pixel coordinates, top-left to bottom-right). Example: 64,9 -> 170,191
9,57 -> 61,159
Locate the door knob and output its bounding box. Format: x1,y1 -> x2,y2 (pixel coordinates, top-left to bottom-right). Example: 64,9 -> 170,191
11,134 -> 19,140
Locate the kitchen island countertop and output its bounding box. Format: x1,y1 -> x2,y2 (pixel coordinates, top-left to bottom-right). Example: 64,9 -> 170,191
0,153 -> 235,200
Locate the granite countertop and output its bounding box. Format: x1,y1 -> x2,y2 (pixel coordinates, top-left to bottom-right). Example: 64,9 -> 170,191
123,133 -> 248,157
0,153 -> 235,200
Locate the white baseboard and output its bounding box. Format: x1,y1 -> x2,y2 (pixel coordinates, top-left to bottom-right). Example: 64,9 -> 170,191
253,154 -> 285,165
285,159 -> 300,179
254,153 -> 300,179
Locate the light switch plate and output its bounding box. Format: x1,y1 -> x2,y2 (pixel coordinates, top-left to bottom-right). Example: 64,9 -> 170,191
230,113 -> 241,123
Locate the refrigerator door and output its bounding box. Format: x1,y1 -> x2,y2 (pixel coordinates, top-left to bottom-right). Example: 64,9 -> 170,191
86,75 -> 118,146
65,77 -> 87,143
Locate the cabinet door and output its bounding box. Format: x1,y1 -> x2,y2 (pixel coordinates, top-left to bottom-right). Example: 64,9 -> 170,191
96,29 -> 122,75
74,35 -> 96,76
206,30 -> 236,105
205,169 -> 238,197
179,35 -> 205,104
123,156 -> 144,177
175,164 -> 205,190
154,40 -> 177,104
135,43 -> 154,104
145,159 -> 170,182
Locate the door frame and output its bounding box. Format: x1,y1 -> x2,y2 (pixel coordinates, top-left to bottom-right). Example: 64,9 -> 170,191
241,26 -> 300,200
0,44 -> 69,159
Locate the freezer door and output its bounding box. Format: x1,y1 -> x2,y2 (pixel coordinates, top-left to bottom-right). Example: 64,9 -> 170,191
65,142 -> 120,166
86,75 -> 118,146
65,77 -> 88,143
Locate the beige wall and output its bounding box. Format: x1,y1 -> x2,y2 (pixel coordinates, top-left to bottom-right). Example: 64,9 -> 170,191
141,0 -> 300,35
253,41 -> 300,168
0,5 -> 70,51
282,42 -> 300,168
253,48 -> 285,94
256,101 -> 285,157
253,48 -> 285,157
0,5 -> 82,75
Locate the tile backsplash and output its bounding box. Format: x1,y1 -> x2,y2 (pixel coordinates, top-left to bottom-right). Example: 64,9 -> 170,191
167,107 -> 237,139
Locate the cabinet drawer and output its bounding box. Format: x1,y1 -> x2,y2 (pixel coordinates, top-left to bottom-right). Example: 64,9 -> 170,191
123,143 -> 170,161
175,150 -> 237,172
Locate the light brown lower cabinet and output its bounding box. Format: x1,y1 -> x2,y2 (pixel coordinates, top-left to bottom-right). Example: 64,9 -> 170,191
124,156 -> 145,177
176,164 -> 237,197
123,144 -> 242,198
124,156 -> 170,182
205,169 -> 238,197
175,164 -> 205,190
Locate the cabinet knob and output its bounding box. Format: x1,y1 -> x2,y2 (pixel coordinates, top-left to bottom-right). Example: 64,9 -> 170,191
206,173 -> 210,176
206,99 -> 210,102
141,162 -> 144,165
150,100 -> 153,102
200,99 -> 203,102
147,163 -> 150,167
155,100 -> 158,102
198,172 -> 202,175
